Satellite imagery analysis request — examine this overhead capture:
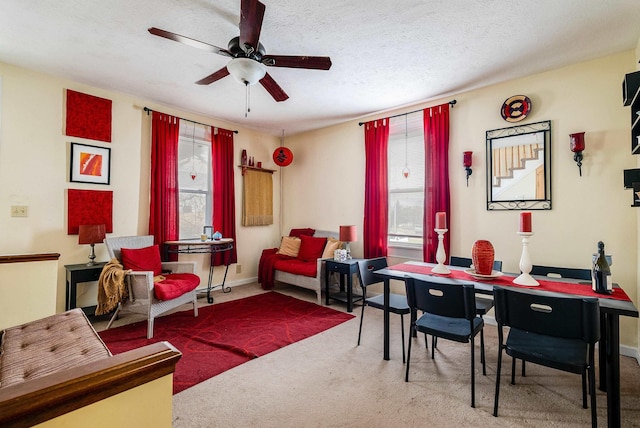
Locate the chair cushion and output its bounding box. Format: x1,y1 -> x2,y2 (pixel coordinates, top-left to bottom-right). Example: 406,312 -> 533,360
274,258 -> 318,277
154,273 -> 200,300
505,328 -> 588,374
121,244 -> 162,276
366,293 -> 410,314
415,313 -> 483,343
297,235 -> 327,261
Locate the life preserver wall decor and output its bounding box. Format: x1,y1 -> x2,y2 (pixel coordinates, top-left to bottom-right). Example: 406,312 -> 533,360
500,95 -> 531,122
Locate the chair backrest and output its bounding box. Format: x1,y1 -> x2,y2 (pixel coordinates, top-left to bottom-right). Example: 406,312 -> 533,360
493,286 -> 599,344
104,235 -> 155,261
530,265 -> 591,281
404,276 -> 476,321
357,257 -> 388,287
450,256 -> 503,272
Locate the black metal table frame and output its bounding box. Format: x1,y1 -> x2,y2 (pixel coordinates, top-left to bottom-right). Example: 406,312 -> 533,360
164,240 -> 234,304
375,262 -> 638,428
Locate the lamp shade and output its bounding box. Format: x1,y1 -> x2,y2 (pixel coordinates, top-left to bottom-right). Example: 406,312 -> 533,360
227,57 -> 267,85
339,225 -> 357,242
78,224 -> 106,245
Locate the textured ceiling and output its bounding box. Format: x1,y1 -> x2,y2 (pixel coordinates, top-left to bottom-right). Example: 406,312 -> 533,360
1,0 -> 639,136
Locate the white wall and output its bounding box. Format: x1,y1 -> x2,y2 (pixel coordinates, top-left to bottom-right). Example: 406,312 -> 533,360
0,62 -> 283,314
285,50 -> 640,348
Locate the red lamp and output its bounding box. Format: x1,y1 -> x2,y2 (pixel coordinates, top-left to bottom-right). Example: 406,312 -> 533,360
463,151 -> 473,186
339,225 -> 357,259
569,132 -> 585,176
78,224 -> 106,266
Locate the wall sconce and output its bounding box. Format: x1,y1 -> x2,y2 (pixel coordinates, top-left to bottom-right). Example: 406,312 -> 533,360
339,225 -> 357,259
463,151 -> 473,186
78,224 -> 106,266
569,132 -> 585,176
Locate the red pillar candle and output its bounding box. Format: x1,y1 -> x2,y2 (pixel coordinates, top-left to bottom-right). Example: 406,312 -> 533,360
519,212 -> 532,233
435,212 -> 447,229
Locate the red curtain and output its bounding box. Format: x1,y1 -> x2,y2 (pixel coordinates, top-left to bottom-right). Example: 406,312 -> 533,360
149,112 -> 180,261
211,128 -> 238,266
423,103 -> 450,263
363,119 -> 389,258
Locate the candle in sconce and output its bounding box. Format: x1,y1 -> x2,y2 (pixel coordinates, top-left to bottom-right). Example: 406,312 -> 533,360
519,212 -> 532,233
435,212 -> 447,229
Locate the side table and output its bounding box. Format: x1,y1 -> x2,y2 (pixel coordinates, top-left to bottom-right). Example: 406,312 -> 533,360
325,258 -> 363,312
65,262 -> 107,316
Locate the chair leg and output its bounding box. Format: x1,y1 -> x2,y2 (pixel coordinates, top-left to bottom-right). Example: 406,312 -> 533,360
431,335 -> 435,359
405,325 -> 414,382
147,316 -> 155,339
511,357 -> 516,385
493,346 -> 503,417
582,372 -> 588,409
480,328 -> 486,376
522,360 -> 526,377
106,303 -> 121,330
400,314 -> 406,364
589,366 -> 597,428
357,288 -> 367,346
470,337 -> 476,408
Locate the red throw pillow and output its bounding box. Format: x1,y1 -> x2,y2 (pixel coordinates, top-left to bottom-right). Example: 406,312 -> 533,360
289,228 -> 315,238
297,235 -> 327,261
120,245 -> 162,276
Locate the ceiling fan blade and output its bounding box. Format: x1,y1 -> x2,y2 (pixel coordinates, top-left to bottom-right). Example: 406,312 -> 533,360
195,67 -> 230,85
148,27 -> 232,57
239,0 -> 265,52
262,55 -> 332,70
259,73 -> 289,102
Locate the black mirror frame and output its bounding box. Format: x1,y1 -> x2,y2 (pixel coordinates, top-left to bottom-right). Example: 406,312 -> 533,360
486,120 -> 552,210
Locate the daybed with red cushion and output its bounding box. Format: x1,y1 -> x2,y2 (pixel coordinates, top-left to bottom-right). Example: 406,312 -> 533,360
258,229 -> 342,305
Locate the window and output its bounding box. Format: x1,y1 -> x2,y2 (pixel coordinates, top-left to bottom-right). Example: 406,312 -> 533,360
388,112 -> 424,247
177,121 -> 212,239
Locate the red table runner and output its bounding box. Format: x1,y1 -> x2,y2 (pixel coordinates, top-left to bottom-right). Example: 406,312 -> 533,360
388,263 -> 632,302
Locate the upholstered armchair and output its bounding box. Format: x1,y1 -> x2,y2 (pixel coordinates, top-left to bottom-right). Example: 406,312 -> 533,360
104,235 -> 199,339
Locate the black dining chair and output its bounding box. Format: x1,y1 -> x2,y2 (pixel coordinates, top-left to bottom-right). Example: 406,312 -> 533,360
404,276 -> 484,408
449,256 -> 503,375
492,286 -> 600,427
356,257 -> 410,363
519,265 -> 592,378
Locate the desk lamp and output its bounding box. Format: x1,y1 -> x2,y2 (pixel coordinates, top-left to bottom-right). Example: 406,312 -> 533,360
339,225 -> 357,259
78,224 -> 106,266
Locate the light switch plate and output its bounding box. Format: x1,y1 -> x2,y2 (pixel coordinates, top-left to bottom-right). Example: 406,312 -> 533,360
11,205 -> 28,217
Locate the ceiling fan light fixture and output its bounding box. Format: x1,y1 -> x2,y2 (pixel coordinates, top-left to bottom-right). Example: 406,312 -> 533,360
227,57 -> 266,85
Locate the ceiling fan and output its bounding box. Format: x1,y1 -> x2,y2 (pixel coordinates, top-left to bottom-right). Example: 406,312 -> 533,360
148,0 -> 332,103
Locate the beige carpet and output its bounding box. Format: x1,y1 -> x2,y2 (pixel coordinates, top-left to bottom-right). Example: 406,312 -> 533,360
94,283 -> 640,427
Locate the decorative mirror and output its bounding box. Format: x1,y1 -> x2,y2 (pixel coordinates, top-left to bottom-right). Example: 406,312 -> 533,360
486,120 -> 551,210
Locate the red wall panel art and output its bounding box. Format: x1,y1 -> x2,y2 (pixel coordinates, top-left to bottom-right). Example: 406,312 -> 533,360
65,89 -> 112,142
67,189 -> 113,234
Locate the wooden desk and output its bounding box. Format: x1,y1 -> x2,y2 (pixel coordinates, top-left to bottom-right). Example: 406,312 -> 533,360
164,239 -> 234,303
375,262 -> 638,428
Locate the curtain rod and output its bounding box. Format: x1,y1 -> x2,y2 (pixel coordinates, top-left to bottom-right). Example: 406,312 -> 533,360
143,107 -> 239,134
358,99 -> 457,126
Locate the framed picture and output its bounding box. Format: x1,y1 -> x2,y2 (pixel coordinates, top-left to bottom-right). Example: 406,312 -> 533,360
70,142 -> 111,185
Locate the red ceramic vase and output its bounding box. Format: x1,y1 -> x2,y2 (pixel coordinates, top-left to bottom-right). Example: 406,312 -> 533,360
471,240 -> 495,275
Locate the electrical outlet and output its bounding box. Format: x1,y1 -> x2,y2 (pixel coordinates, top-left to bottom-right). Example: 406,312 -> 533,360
10,205 -> 28,217
236,264 -> 242,274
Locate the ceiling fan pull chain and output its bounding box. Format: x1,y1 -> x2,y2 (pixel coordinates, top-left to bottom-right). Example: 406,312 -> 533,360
245,81 -> 250,117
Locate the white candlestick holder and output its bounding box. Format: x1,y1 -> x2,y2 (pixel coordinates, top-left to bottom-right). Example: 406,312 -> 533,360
513,231 -> 539,286
431,228 -> 450,274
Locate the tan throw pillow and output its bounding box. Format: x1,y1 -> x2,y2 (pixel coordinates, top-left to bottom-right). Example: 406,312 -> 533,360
322,237 -> 342,258
277,236 -> 302,257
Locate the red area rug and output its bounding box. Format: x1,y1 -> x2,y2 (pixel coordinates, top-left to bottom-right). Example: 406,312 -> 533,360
98,292 -> 353,394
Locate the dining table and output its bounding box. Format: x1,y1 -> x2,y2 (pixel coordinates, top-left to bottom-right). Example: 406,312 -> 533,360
374,261 -> 638,428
